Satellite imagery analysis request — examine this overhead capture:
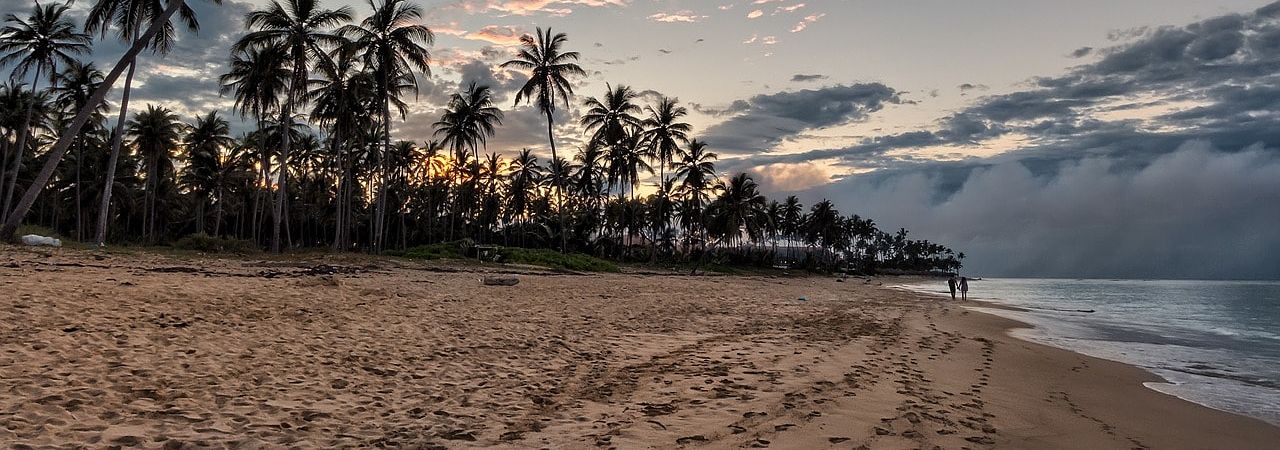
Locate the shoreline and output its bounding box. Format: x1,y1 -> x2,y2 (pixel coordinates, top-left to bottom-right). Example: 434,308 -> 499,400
925,295 -> 1280,448
894,281 -> 1280,429
0,248 -> 1277,448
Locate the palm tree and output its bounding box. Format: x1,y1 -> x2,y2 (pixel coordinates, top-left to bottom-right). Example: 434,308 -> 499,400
309,45 -> 374,250
501,27 -> 585,253
508,148 -> 542,247
804,199 -> 840,263
126,104 -> 183,243
182,111 -> 235,234
640,96 -> 689,259
571,140 -> 607,230
780,195 -> 803,261
581,84 -> 644,241
706,173 -> 767,247
435,82 -> 503,166
84,0 -> 204,246
0,0 -> 226,241
219,45 -> 289,242
51,60 -> 108,240
414,139 -> 445,243
580,83 -> 642,150
340,0 -> 432,252
0,2 -> 91,223
235,0 -> 352,252
433,81 -> 502,241
673,139 -> 717,244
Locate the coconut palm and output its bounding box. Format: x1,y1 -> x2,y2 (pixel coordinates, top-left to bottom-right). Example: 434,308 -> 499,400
219,45 -> 289,242
84,0 -> 204,245
434,82 -> 503,167
640,96 -> 689,258
51,61 -> 108,240
501,27 -> 584,252
508,148 -> 542,247
0,2 -> 91,223
308,45 -> 374,250
706,173 -> 767,247
182,111 -> 236,234
126,105 -> 183,243
234,0 -> 352,252
673,139 -> 717,241
780,195 -> 803,260
580,83 -> 642,150
340,0 -> 432,252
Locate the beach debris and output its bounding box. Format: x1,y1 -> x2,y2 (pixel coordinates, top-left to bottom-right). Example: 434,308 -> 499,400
676,435 -> 708,445
439,429 -> 477,441
498,431 -> 523,441
798,296 -> 808,302
482,276 -> 520,286
965,436 -> 996,445
828,437 -> 850,443
19,234 -> 61,247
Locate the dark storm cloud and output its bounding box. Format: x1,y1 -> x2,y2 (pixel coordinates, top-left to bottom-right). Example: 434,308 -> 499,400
802,142 -> 1280,280
454,59 -> 528,104
750,1 -> 1280,278
0,0 -> 31,17
790,74 -> 828,82
701,83 -> 902,154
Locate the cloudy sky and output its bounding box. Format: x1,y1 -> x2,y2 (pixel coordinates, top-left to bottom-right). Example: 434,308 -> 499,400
14,0 -> 1280,279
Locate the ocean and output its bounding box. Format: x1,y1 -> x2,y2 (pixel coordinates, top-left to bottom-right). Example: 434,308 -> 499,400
898,278 -> 1280,426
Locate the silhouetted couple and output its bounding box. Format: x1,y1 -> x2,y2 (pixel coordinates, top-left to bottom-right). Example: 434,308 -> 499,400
948,275 -> 969,301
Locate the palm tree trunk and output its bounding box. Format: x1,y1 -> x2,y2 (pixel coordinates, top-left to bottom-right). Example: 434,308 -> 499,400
75,136 -> 83,241
93,62 -> 137,246
1,65 -> 43,224
545,110 -> 566,253
373,92 -> 391,253
272,110 -> 292,253
651,162 -> 665,262
146,158 -> 157,244
214,186 -> 224,237
330,133 -> 344,251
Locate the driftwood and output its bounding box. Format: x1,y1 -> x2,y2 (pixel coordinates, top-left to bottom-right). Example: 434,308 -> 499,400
481,276 -> 520,286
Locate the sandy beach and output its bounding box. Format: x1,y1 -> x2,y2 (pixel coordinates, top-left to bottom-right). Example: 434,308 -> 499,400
0,248 -> 1277,449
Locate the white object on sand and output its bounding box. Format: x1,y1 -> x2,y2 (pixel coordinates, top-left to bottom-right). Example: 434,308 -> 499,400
19,234 -> 61,247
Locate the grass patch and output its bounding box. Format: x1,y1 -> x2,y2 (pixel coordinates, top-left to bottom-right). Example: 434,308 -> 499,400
402,241 -> 468,260
498,247 -> 619,272
171,233 -> 259,254
14,224 -> 60,239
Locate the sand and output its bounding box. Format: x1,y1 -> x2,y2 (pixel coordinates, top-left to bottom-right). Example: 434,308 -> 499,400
0,247 -> 1277,449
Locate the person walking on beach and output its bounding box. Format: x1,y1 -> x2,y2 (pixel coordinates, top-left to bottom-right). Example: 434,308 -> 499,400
959,276 -> 969,301
947,275 -> 957,300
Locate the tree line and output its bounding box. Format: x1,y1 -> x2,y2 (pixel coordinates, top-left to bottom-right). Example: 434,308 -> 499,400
0,0 -> 964,274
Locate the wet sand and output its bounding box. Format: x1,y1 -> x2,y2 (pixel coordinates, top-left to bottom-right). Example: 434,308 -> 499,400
1,247 -> 1277,449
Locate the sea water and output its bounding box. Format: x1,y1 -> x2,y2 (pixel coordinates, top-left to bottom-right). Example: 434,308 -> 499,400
899,278 -> 1280,426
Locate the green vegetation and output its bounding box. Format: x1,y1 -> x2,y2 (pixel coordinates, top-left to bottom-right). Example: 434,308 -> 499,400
497,247 -> 618,273
172,233 -> 258,254
400,240 -> 617,272
401,241 -> 468,260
